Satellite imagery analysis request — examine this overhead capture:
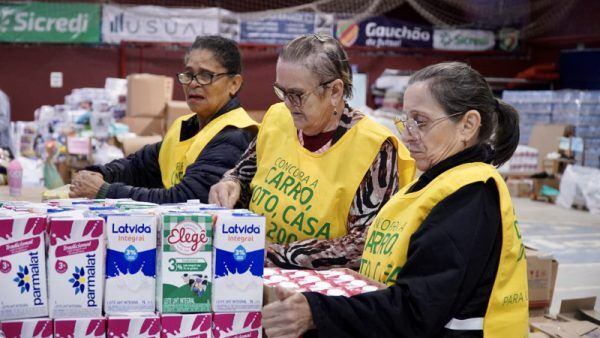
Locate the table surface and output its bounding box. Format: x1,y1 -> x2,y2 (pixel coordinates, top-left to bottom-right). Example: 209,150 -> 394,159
0,185 -> 44,202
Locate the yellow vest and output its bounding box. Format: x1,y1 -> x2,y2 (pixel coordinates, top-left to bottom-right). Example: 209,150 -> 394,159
158,107 -> 258,188
249,102 -> 414,244
359,162 -> 528,337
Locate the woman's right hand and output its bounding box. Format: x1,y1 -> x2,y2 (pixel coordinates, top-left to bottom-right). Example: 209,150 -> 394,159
209,180 -> 241,208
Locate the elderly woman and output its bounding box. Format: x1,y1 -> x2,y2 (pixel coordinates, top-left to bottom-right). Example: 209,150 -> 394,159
262,62 -> 528,337
69,35 -> 258,203
209,33 -> 415,269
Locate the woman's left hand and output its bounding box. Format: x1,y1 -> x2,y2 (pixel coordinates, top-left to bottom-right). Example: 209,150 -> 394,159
263,286 -> 315,338
69,170 -> 105,198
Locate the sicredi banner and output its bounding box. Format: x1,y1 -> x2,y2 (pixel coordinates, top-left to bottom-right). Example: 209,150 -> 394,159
0,2 -> 100,43
101,4 -> 227,43
433,28 -> 496,51
336,16 -> 433,49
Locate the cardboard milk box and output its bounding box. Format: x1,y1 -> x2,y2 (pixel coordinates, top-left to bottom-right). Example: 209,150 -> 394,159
212,213 -> 265,312
47,217 -> 105,318
160,313 -> 211,338
54,317 -> 106,338
212,312 -> 261,338
157,213 -> 213,313
103,214 -> 157,314
107,314 -> 161,338
1,318 -> 53,338
0,215 -> 48,320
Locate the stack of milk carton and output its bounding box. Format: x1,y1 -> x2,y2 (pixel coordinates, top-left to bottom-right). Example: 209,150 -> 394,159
0,214 -> 50,338
101,211 -> 161,338
211,211 -> 265,338
47,215 -> 107,338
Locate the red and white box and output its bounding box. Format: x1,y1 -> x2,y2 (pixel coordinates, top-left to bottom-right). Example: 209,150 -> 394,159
54,317 -> 106,338
107,314 -> 161,338
1,317 -> 53,338
212,312 -> 261,338
0,215 -> 48,320
160,313 -> 211,338
47,217 -> 105,318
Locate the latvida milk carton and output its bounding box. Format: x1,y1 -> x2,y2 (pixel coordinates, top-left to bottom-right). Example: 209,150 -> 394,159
107,314 -> 161,338
1,318 -> 53,338
212,213 -> 265,312
47,217 -> 105,318
160,313 -> 211,338
54,318 -> 106,338
0,215 -> 48,320
212,312 -> 261,338
157,213 -> 212,313
104,214 -> 157,314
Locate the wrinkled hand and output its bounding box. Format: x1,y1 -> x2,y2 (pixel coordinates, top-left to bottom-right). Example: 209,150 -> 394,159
208,180 -> 241,208
263,286 -> 315,338
69,170 -> 105,198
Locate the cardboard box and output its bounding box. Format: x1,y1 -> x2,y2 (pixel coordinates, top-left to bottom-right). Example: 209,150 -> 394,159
528,124 -> 573,171
507,178 -> 533,198
529,298 -> 600,338
126,73 -> 173,117
120,135 -> 162,156
526,247 -> 559,311
165,101 -> 193,130
121,116 -> 165,136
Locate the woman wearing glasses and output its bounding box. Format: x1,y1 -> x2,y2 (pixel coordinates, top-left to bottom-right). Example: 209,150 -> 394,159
262,62 -> 527,338
70,36 -> 258,203
209,33 -> 415,270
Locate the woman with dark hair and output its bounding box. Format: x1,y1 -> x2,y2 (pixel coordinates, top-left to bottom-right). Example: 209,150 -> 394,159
262,62 -> 528,338
70,35 -> 258,203
209,33 -> 415,270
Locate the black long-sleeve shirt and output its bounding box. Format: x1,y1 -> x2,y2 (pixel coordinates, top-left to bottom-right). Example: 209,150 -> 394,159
303,144 -> 502,338
87,98 -> 257,204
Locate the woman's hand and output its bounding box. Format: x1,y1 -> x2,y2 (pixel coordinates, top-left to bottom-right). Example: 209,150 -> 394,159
208,180 -> 241,208
263,286 -> 315,338
69,170 -> 105,198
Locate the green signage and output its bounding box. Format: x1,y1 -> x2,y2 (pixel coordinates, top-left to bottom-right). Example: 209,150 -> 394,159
0,2 -> 100,43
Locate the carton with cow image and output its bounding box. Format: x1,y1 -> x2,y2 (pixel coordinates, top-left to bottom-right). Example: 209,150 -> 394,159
47,216 -> 105,318
0,214 -> 48,320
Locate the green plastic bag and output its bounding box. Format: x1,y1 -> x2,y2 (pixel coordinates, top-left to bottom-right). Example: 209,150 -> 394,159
43,161 -> 64,189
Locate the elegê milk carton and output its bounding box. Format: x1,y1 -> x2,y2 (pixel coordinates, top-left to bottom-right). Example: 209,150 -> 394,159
104,214 -> 157,314
47,217 -> 105,318
0,215 -> 48,320
212,312 -> 261,338
107,314 -> 161,338
212,213 -> 265,312
54,317 -> 106,338
157,213 -> 212,313
160,313 -> 211,338
1,317 -> 53,338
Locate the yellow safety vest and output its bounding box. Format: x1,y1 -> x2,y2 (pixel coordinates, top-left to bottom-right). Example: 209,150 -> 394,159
249,102 -> 414,244
359,162 -> 528,337
158,107 -> 258,188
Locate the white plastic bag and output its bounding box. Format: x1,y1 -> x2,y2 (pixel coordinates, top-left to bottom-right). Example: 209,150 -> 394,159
93,142 -> 124,165
556,165 -> 600,214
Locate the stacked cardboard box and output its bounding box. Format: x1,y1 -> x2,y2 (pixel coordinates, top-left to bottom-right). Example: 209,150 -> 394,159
122,74 -> 174,136
527,247 -> 559,316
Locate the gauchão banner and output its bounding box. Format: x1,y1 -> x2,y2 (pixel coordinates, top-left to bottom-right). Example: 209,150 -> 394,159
336,16 -> 433,49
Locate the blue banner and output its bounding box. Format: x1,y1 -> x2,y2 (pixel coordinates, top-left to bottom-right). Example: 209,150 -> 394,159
336,16 -> 433,49
240,13 -> 333,45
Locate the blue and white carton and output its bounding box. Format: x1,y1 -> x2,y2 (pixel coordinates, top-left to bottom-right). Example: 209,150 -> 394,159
212,212 -> 265,312
103,213 -> 157,314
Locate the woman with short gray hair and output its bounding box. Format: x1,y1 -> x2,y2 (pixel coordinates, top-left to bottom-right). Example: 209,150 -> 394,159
210,33 -> 415,270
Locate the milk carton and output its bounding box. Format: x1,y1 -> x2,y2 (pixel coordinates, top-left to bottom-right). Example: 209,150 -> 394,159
0,318 -> 53,338
54,318 -> 106,338
212,214 -> 265,312
47,217 -> 105,318
104,214 -> 157,314
160,313 -> 211,338
0,215 -> 48,320
212,312 -> 261,338
157,214 -> 212,313
107,314 -> 161,338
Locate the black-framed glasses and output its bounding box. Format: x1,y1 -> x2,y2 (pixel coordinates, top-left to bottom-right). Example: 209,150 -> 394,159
273,79 -> 335,108
177,70 -> 234,86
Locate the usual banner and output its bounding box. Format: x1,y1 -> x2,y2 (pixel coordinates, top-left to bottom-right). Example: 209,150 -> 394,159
433,29 -> 496,51
0,2 -> 100,43
336,16 -> 433,49
102,5 -> 227,44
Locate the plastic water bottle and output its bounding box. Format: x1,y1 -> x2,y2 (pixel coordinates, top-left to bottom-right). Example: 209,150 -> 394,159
7,158 -> 23,197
